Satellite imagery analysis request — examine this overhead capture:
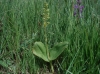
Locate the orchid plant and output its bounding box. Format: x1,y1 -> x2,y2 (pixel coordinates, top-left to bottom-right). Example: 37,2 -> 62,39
32,2 -> 68,73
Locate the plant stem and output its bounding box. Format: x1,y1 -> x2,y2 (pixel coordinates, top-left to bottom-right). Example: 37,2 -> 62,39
44,27 -> 49,60
50,61 -> 54,73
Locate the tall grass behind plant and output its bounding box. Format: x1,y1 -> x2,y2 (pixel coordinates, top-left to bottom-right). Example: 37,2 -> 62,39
0,0 -> 44,73
58,0 -> 100,74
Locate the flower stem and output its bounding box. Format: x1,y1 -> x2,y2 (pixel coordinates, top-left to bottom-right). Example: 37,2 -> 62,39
50,61 -> 54,73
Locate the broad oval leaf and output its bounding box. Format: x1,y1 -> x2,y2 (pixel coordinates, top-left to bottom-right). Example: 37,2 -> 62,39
32,42 -> 49,62
49,42 -> 68,61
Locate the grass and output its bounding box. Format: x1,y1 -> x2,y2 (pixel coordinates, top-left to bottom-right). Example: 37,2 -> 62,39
0,0 -> 100,74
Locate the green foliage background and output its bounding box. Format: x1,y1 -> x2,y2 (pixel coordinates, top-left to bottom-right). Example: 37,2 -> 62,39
0,0 -> 100,74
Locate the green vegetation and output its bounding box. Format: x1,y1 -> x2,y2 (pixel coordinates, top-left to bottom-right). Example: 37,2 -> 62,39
0,0 -> 100,74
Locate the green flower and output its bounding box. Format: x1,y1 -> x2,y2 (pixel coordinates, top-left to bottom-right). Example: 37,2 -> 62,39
43,2 -> 50,28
